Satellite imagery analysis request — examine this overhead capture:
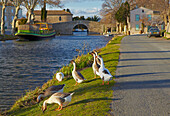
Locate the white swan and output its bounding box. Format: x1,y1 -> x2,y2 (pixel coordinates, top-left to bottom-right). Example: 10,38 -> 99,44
98,55 -> 113,85
56,72 -> 64,82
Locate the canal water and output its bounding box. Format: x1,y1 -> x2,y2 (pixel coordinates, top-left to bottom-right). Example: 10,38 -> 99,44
0,35 -> 112,111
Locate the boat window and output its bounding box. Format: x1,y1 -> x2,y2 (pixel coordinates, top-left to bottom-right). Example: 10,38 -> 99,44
41,24 -> 47,28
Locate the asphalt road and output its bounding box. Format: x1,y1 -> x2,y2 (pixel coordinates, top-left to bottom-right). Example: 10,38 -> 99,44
111,35 -> 170,116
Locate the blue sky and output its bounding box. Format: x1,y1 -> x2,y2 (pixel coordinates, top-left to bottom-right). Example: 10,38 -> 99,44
22,0 -> 104,18
59,0 -> 104,18
43,0 -> 104,18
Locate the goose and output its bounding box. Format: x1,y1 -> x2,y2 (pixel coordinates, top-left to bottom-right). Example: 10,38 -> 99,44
42,92 -> 74,112
56,72 -> 64,82
93,50 -> 101,66
90,51 -> 100,78
98,55 -> 113,85
37,84 -> 65,103
70,60 -> 86,86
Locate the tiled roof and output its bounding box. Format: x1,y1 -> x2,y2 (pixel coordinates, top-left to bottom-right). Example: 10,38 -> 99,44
34,10 -> 73,15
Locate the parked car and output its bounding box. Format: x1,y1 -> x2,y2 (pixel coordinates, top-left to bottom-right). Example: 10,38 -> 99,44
148,28 -> 160,37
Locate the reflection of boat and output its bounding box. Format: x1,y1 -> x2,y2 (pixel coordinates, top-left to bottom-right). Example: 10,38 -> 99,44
15,23 -> 56,41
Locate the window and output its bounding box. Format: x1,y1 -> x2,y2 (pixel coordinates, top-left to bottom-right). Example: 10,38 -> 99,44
11,9 -> 14,13
11,16 -> 14,21
147,15 -> 152,21
59,16 -> 61,21
135,14 -> 140,21
5,16 -> 7,21
136,24 -> 139,30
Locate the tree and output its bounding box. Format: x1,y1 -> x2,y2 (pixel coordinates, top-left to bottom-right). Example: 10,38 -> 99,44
79,16 -> 85,20
41,0 -> 47,22
85,15 -> 100,21
73,16 -> 80,21
10,0 -> 23,35
1,0 -> 8,35
100,0 -> 134,26
92,15 -> 100,21
86,17 -> 91,21
22,0 -> 62,24
115,1 -> 130,25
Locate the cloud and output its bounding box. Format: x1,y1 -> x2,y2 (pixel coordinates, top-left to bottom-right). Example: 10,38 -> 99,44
71,7 -> 100,16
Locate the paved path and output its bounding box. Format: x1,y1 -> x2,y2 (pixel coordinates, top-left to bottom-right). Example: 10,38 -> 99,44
111,35 -> 170,116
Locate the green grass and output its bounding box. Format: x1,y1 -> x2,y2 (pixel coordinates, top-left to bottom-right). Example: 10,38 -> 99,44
6,36 -> 124,116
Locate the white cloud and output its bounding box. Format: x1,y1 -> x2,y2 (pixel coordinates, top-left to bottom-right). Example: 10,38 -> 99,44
71,7 -> 100,16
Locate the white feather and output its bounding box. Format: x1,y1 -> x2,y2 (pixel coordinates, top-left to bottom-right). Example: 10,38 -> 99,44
56,72 -> 64,82
98,56 -> 113,82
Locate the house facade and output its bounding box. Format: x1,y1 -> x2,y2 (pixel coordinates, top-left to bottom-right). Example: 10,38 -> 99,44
34,10 -> 73,23
0,3 -> 22,29
130,7 -> 163,34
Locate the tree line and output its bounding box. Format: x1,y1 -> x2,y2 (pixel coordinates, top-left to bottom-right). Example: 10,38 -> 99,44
72,15 -> 101,21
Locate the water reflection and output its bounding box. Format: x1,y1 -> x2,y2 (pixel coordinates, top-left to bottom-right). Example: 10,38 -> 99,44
0,35 -> 112,111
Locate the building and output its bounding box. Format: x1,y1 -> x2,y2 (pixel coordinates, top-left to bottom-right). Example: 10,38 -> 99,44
34,10 -> 73,23
0,3 -> 22,29
130,7 -> 163,34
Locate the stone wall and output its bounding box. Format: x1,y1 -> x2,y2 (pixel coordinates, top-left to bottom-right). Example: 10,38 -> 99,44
52,20 -> 104,35
34,15 -> 72,23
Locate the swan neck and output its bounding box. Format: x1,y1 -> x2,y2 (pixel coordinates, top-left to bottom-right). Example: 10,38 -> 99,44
93,54 -> 96,63
100,57 -> 105,68
73,62 -> 76,71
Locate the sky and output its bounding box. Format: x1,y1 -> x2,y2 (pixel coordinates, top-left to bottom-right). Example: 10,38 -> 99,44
22,0 -> 104,18
55,0 -> 104,18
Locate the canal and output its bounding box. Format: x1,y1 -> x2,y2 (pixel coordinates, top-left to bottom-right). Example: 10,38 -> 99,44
0,35 -> 112,111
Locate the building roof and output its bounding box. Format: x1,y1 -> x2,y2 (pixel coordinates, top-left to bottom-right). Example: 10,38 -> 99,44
130,7 -> 152,11
34,10 -> 73,15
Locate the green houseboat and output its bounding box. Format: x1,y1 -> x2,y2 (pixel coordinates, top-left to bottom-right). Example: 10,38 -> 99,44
15,23 -> 56,41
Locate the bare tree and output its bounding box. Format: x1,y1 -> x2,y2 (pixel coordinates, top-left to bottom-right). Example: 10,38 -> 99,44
22,0 -> 40,24
22,0 -> 62,24
10,0 -> 23,35
0,0 -> 8,35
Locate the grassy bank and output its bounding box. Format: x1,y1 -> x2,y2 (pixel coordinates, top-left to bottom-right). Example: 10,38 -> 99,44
5,36 -> 124,116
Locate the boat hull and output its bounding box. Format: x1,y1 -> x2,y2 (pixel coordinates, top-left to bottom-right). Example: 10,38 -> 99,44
15,31 -> 56,41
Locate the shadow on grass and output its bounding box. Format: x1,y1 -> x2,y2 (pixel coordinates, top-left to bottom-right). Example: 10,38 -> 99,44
71,80 -> 115,96
68,97 -> 121,107
83,78 -> 99,83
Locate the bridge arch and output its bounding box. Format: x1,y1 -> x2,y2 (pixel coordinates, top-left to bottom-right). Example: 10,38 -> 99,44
52,20 -> 104,35
72,23 -> 88,32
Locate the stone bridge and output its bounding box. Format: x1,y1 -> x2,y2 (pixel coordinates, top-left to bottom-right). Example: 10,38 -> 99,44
52,20 -> 105,35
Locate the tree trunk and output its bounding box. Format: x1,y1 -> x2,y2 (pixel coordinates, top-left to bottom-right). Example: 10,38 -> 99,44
27,9 -> 34,24
11,6 -> 20,35
164,14 -> 168,29
1,4 -> 6,35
